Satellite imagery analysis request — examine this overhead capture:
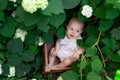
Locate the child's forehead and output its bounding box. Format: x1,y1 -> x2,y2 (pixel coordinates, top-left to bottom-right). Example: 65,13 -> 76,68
69,22 -> 82,28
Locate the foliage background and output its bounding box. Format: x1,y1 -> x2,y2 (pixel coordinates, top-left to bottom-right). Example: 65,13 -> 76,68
0,0 -> 120,80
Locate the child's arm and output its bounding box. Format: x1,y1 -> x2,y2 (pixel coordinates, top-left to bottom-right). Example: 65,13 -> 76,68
73,47 -> 85,60
51,39 -> 60,56
54,39 -> 60,52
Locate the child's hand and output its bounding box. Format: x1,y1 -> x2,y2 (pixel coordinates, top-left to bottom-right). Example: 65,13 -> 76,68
73,53 -> 79,60
50,47 -> 57,56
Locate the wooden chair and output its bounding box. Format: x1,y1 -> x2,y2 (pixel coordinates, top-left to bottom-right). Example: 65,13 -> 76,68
42,43 -> 71,74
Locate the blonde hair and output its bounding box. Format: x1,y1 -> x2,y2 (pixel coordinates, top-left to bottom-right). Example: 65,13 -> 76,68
67,18 -> 84,30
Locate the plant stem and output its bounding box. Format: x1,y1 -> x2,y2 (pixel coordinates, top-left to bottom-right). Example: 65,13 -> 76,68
97,44 -> 106,67
79,54 -> 84,80
91,31 -> 106,67
92,31 -> 101,48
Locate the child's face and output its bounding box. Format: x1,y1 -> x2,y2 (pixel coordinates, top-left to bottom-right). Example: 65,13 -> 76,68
66,22 -> 82,39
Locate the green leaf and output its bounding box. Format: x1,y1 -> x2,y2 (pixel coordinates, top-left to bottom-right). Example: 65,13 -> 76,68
28,44 -> 37,52
85,35 -> 97,47
86,26 -> 99,36
105,0 -> 116,4
8,54 -> 22,66
114,0 -> 120,11
0,52 -> 5,60
117,50 -> 120,56
102,37 -> 119,51
0,0 -> 8,10
102,47 -> 120,62
105,8 -> 119,19
61,70 -> 79,80
16,7 -> 39,26
78,58 -> 87,69
78,11 -> 88,21
2,64 -> 9,75
93,5 -> 106,18
110,26 -> 120,40
42,31 -> 54,44
25,33 -> 38,45
0,43 -> 5,50
86,47 -> 97,57
101,46 -> 112,55
107,52 -> 120,62
39,25 -> 50,33
91,59 -> 102,72
98,19 -> 114,31
87,72 -> 101,80
56,26 -> 65,39
15,7 -> 24,22
0,17 -> 15,37
77,39 -> 87,48
90,0 -> 102,6
0,11 -> 4,21
24,12 -> 40,26
36,15 -> 49,33
80,0 -> 89,5
7,38 -> 23,53
49,13 -> 66,28
35,57 -> 43,69
41,0 -> 64,15
22,50 -> 35,62
61,0 -> 80,9
16,63 -> 31,77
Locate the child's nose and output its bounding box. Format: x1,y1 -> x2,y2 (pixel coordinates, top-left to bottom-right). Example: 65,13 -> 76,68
71,31 -> 75,34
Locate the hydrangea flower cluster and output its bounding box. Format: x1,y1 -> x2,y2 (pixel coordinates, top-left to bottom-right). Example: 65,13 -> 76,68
22,0 -> 48,14
8,67 -> 15,77
57,76 -> 63,80
9,0 -> 16,3
81,5 -> 93,18
36,37 -> 44,46
14,28 -> 27,42
0,64 -> 2,75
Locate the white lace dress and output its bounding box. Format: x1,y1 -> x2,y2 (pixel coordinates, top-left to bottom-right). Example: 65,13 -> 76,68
57,36 -> 82,61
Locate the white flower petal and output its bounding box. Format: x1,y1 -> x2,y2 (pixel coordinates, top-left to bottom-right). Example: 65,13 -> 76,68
8,67 -> 15,77
14,28 -> 27,42
37,37 -> 44,46
22,0 -> 48,13
57,76 -> 63,80
0,64 -> 2,75
81,5 -> 93,18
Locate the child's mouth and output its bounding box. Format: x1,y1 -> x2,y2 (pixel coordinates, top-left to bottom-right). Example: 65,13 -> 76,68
70,34 -> 74,37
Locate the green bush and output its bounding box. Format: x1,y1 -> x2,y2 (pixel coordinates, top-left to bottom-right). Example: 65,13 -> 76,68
0,0 -> 120,80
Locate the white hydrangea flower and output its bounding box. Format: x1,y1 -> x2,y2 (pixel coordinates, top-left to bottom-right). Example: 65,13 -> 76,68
8,67 -> 15,77
14,28 -> 27,42
81,5 -> 93,18
22,0 -> 48,14
9,0 -> 16,3
11,11 -> 16,18
37,37 -> 44,46
36,0 -> 48,10
57,76 -> 63,80
22,0 -> 37,14
31,79 -> 37,80
0,64 -> 2,75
